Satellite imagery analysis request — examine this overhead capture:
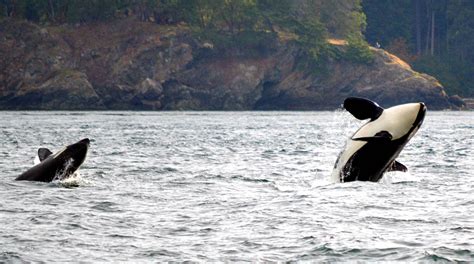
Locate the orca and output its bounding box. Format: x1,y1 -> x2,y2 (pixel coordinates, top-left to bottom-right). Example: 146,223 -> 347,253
16,138 -> 90,182
331,97 -> 426,182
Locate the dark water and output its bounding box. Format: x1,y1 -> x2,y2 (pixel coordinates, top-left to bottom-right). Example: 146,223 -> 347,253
1,111 -> 473,262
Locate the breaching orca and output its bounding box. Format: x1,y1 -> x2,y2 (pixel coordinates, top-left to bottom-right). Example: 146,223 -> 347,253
331,97 -> 426,182
16,138 -> 90,182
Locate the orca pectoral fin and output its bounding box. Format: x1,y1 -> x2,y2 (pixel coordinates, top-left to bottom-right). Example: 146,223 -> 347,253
353,131 -> 392,142
353,137 -> 377,142
38,148 -> 53,162
343,97 -> 384,121
387,160 -> 408,172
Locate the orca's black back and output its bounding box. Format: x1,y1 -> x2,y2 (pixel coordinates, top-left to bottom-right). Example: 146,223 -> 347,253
15,157 -> 59,182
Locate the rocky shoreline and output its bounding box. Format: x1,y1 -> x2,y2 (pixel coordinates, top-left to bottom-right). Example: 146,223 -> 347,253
0,18 -> 465,110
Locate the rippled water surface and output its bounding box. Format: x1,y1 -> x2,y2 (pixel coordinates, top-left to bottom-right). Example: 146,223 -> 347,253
1,111 -> 473,262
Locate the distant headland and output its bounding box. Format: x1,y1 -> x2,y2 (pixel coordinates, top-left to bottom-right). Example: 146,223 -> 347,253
0,17 -> 464,110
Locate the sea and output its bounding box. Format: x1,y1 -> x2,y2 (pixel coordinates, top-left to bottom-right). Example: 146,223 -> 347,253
0,111 -> 472,262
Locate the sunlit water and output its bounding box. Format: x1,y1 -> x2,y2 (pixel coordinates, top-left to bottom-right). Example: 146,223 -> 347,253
0,111 -> 472,262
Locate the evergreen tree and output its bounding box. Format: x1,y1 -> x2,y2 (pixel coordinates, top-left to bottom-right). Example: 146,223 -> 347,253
363,0 -> 474,96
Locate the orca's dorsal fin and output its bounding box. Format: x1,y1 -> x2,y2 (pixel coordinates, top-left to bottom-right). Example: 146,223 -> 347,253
344,97 -> 384,121
387,160 -> 408,172
38,148 -> 53,162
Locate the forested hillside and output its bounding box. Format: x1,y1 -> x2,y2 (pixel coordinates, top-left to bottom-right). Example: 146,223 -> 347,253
0,1 -> 467,110
2,0 -> 471,98
0,0 -> 372,64
364,0 -> 474,97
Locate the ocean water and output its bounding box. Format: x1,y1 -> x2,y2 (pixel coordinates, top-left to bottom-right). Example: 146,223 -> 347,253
0,111 -> 472,262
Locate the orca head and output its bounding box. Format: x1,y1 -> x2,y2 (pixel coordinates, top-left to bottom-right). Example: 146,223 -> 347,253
380,102 -> 426,141
53,138 -> 90,171
348,98 -> 426,142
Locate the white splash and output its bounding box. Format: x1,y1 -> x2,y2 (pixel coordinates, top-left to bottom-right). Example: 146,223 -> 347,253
59,172 -> 86,188
52,158 -> 75,181
34,155 -> 41,165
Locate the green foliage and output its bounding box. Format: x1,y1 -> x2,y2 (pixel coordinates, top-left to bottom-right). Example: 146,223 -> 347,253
342,35 -> 374,64
414,56 -> 474,97
256,0 -> 292,31
447,0 -> 474,63
319,0 -> 366,38
179,0 -> 219,29
293,17 -> 329,63
363,0 -> 412,47
185,0 -> 331,62
66,0 -> 118,23
363,0 -> 474,96
4,0 -> 38,20
0,0 -> 374,66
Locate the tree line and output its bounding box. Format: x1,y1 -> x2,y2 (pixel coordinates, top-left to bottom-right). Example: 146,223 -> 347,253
0,0 -> 365,36
363,0 -> 474,97
1,1 -> 472,96
1,0 -> 373,64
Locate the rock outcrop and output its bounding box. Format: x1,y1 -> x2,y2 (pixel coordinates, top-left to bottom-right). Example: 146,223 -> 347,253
0,18 -> 461,110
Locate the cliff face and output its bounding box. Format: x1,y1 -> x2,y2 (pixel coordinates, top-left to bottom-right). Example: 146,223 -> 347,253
0,18 -> 461,110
